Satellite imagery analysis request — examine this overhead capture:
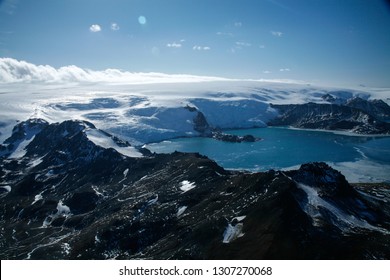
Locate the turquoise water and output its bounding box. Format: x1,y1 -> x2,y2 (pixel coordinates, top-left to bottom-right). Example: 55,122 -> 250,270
146,127 -> 390,182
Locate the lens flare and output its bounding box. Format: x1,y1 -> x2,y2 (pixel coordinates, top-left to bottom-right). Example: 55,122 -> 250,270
138,16 -> 147,25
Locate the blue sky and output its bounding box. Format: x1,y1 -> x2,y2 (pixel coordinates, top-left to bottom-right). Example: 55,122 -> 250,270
0,0 -> 389,87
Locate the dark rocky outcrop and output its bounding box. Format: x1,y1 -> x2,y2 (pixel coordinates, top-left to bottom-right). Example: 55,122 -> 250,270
189,106 -> 261,143
211,131 -> 261,143
269,102 -> 390,134
0,118 -> 49,158
346,97 -> 390,122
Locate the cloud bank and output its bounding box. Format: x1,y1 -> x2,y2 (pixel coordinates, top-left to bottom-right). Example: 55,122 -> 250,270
0,58 -> 307,85
0,58 -> 232,84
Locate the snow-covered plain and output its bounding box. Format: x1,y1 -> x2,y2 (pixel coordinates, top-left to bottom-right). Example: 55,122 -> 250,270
1,78 -> 388,145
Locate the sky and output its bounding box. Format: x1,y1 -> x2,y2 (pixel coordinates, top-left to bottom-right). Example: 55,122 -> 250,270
0,0 -> 390,87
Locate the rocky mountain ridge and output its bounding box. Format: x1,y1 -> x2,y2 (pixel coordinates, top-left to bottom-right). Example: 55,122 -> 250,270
269,96 -> 390,134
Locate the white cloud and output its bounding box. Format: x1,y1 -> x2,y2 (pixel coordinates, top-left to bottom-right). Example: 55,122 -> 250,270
280,68 -> 291,72
110,23 -> 120,31
234,22 -> 242,27
193,45 -> 210,51
166,42 -> 182,48
0,58 -> 309,86
0,57 -> 231,84
217,32 -> 233,37
271,31 -> 283,37
89,24 -> 101,32
259,45 -> 266,49
235,41 -> 251,47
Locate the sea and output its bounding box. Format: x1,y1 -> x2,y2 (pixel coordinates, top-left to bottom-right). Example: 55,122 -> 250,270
145,127 -> 390,183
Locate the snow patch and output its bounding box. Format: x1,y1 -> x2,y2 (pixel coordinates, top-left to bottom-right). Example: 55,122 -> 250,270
32,193 -> 43,205
85,128 -> 143,158
92,185 -> 104,197
41,200 -> 71,228
176,206 -> 188,217
61,243 -> 71,255
8,137 -> 34,159
297,183 -> 389,233
0,185 -> 11,192
56,200 -> 71,215
45,170 -> 54,177
232,215 -> 246,222
28,157 -> 43,168
180,180 -> 196,193
147,194 -> 158,205
222,223 -> 244,243
25,232 -> 72,260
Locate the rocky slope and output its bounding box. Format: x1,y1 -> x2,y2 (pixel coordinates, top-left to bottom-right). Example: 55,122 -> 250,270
0,119 -> 389,259
190,106 -> 261,142
269,101 -> 390,134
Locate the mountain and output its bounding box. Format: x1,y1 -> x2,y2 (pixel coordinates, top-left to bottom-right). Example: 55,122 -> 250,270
346,97 -> 390,122
269,102 -> 390,134
1,119 -> 389,259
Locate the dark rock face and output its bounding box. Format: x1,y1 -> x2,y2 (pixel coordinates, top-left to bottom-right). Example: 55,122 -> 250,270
346,97 -> 390,122
0,118 -> 48,157
1,120 -> 390,260
211,131 -> 261,143
286,162 -> 352,197
189,107 -> 260,143
193,111 -> 212,135
269,102 -> 390,134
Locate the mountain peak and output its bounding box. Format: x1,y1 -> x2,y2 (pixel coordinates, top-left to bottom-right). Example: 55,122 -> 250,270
287,162 -> 352,197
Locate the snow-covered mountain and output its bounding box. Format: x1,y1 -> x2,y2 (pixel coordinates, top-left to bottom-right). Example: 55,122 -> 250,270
1,79 -> 389,144
1,119 -> 389,259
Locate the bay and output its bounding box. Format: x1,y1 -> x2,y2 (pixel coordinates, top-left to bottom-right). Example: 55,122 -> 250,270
146,127 -> 390,183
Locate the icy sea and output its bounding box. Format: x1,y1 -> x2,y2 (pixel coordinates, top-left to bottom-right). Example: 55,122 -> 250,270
146,127 -> 390,183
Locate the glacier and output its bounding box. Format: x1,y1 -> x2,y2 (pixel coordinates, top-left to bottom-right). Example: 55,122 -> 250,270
1,79 -> 388,145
